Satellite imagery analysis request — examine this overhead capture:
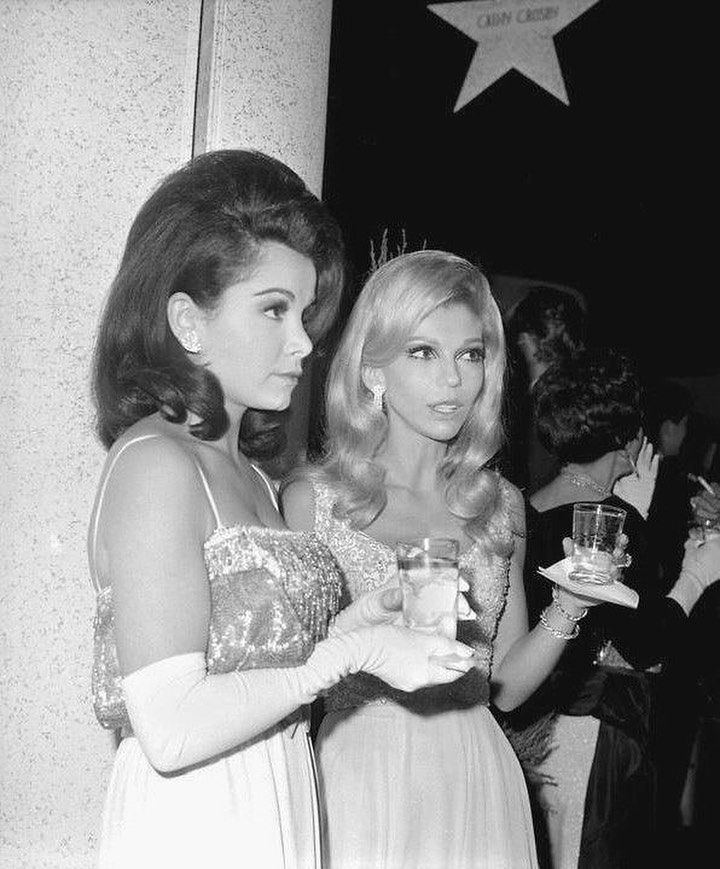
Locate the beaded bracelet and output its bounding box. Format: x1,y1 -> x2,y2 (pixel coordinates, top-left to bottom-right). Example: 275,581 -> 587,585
552,585 -> 588,623
539,607 -> 580,640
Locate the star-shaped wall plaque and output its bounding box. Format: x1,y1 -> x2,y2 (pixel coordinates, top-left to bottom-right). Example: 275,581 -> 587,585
428,0 -> 602,109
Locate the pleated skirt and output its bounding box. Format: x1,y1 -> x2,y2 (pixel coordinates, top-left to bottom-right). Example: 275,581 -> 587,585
99,718 -> 320,869
316,702 -> 538,869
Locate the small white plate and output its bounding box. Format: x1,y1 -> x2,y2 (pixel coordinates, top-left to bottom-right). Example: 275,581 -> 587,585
537,557 -> 639,609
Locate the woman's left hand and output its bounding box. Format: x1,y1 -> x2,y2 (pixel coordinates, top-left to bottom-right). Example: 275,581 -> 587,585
612,437 -> 659,519
559,535 -> 626,608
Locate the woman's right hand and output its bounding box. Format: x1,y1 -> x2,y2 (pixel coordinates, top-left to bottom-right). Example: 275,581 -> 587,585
667,533 -> 720,616
681,533 -> 720,589
347,624 -> 475,692
690,481 -> 720,529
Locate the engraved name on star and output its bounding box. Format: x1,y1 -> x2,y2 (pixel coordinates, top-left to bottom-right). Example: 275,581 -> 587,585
428,0 -> 603,109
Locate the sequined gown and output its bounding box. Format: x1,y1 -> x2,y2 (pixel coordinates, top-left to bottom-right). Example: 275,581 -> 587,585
91,439 -> 342,869
311,479 -> 538,869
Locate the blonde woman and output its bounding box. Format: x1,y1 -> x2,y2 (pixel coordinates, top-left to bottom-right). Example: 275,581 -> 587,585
283,250 -> 597,868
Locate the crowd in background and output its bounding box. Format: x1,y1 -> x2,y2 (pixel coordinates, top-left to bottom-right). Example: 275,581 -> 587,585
496,285 -> 720,866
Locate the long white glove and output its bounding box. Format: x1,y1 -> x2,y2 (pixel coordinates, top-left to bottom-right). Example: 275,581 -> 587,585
667,534 -> 720,615
613,437 -> 660,520
124,626 -> 474,773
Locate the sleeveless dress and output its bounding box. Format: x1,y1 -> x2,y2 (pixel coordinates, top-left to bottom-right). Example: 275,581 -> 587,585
311,479 -> 538,869
90,436 -> 342,868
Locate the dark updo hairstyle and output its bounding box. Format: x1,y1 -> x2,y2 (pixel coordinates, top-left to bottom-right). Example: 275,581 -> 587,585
92,149 -> 345,451
508,286 -> 586,366
533,348 -> 642,465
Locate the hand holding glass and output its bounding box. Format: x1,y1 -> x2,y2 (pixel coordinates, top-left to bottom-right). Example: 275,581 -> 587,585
689,476 -> 720,543
570,503 -> 628,585
396,538 -> 459,639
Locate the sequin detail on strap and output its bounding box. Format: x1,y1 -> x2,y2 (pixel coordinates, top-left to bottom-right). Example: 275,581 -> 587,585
91,526 -> 342,731
312,478 -> 515,712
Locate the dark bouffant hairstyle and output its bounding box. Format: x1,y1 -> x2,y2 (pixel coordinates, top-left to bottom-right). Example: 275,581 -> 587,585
508,286 -> 586,366
533,348 -> 642,464
92,149 -> 345,450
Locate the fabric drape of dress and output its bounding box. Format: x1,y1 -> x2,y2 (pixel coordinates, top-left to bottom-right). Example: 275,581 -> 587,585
310,478 -> 539,869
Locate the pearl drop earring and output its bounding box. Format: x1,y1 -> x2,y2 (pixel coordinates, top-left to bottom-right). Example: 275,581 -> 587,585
372,384 -> 385,412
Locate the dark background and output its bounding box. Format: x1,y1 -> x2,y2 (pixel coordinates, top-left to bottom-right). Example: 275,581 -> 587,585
321,0 -> 716,381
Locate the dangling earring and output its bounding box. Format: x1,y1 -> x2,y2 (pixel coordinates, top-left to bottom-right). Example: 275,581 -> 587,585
183,330 -> 202,354
372,384 -> 385,412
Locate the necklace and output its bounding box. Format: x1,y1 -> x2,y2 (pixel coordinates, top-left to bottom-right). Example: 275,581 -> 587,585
559,468 -> 611,498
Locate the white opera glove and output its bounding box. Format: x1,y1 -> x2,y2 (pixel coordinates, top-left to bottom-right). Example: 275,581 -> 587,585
308,624 -> 475,693
123,652 -> 321,774
123,628 -> 474,774
613,437 -> 659,519
667,534 -> 720,615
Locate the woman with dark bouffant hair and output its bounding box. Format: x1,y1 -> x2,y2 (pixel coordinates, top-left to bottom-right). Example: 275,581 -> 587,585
505,348 -> 720,869
88,151 -> 475,868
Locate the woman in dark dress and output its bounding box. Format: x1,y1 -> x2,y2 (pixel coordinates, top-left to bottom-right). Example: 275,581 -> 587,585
504,349 -> 720,869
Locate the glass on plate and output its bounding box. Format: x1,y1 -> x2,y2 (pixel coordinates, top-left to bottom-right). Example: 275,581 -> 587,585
569,502 -> 627,585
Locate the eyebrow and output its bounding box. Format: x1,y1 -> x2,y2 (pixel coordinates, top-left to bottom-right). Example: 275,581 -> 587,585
253,288 -> 296,300
253,288 -> 317,306
407,334 -> 484,346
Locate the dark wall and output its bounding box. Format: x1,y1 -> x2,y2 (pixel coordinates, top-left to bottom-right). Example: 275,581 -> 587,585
322,0 -> 715,378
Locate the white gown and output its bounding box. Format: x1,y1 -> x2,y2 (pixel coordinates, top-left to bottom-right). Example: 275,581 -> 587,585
311,479 -> 539,869
90,440 -> 342,868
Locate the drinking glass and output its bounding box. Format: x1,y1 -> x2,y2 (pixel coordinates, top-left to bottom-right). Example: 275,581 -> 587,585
688,474 -> 720,543
396,538 -> 460,639
569,502 -> 627,584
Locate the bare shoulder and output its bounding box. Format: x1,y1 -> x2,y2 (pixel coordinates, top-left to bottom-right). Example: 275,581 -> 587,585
280,476 -> 316,532
95,426 -> 213,551
529,479 -> 565,512
106,427 -> 200,495
497,475 -> 527,536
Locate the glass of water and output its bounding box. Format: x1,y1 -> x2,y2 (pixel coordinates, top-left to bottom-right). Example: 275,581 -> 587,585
396,537 -> 460,639
570,503 -> 627,584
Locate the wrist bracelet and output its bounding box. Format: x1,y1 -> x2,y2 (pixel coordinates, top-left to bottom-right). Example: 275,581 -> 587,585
539,607 -> 580,640
552,585 -> 588,622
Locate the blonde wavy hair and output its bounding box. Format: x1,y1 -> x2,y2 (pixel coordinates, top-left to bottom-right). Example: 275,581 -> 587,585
318,250 -> 509,551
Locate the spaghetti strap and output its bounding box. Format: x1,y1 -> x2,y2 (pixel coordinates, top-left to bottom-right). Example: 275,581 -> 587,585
89,435 -> 225,593
251,463 -> 279,511
89,434 -> 161,593
192,461 -> 224,529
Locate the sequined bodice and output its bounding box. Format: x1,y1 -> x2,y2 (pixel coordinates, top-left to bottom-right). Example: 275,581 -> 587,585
312,480 -> 515,712
92,525 -> 342,730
